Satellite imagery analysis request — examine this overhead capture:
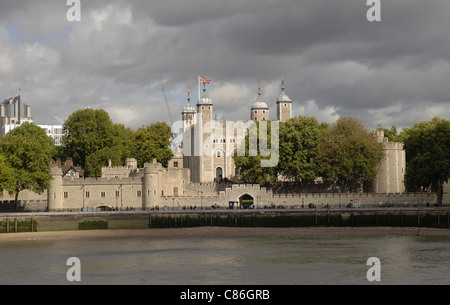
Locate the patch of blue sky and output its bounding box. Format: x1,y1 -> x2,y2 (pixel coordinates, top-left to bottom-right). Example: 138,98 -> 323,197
38,25 -> 73,45
5,23 -> 22,40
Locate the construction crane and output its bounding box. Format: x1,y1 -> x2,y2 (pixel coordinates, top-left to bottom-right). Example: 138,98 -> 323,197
161,88 -> 174,125
54,116 -> 65,125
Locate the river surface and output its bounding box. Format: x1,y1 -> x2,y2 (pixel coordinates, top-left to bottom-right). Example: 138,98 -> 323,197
1,231 -> 450,285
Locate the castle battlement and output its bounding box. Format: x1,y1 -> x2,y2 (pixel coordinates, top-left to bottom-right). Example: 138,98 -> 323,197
62,176 -> 142,186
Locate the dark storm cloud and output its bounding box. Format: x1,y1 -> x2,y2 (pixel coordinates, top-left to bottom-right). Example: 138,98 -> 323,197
0,0 -> 449,130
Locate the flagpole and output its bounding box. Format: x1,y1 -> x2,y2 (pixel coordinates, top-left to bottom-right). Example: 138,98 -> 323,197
198,75 -> 201,104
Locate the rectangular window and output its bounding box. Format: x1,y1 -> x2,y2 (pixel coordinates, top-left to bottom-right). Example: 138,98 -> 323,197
173,161 -> 178,168
101,192 -> 106,198
85,191 -> 90,198
64,192 -> 68,198
137,190 -> 142,197
115,191 -> 120,198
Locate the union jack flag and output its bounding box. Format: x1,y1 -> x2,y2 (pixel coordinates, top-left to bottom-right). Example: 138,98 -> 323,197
199,76 -> 211,84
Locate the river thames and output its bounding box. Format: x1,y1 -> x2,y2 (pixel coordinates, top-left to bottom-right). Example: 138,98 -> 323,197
1,227 -> 450,285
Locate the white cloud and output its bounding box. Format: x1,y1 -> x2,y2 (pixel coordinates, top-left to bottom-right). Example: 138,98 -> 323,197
295,100 -> 340,125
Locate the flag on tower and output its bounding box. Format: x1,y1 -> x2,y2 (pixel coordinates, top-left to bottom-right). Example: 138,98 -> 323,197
199,76 -> 211,84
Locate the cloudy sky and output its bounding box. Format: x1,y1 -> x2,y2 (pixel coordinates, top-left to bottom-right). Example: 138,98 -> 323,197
1,0 -> 449,131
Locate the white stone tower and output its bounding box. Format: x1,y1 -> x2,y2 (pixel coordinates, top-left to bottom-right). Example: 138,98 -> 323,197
251,82 -> 270,121
182,88 -> 196,130
276,75 -> 292,122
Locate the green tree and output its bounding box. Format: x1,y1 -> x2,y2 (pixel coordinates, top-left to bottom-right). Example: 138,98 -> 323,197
233,121 -> 278,185
0,122 -> 55,209
84,123 -> 134,177
62,108 -> 133,176
317,116 -> 384,192
62,108 -> 115,170
110,123 -> 134,163
277,116 -> 328,183
130,122 -> 173,168
85,147 -> 124,178
0,154 -> 14,195
402,117 -> 450,205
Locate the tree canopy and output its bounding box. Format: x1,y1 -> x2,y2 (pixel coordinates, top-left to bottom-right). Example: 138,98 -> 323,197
0,122 -> 56,208
62,108 -> 133,176
276,116 -> 328,183
130,122 -> 174,168
0,154 -> 14,195
234,116 -> 384,191
317,116 -> 384,192
233,120 -> 279,185
402,116 -> 450,205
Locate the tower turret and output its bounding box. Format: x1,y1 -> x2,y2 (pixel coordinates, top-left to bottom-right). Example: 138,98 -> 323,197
197,83 -> 213,124
142,159 -> 162,210
182,88 -> 196,130
276,75 -> 292,122
48,164 -> 63,211
251,82 -> 269,121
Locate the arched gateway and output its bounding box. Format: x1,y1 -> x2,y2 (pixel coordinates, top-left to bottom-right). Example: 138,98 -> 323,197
238,194 -> 254,209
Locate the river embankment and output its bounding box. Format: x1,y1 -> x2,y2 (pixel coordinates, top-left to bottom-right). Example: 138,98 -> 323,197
1,207 -> 450,236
